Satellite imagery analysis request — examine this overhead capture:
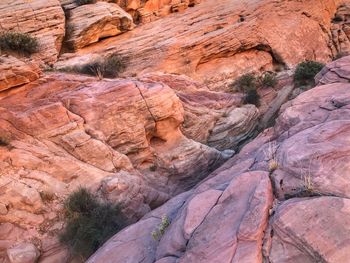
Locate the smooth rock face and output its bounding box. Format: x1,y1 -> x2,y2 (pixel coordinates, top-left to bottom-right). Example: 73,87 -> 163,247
88,171 -> 273,263
57,0 -> 342,91
88,56 -> 350,263
66,2 -> 134,50
268,197 -> 350,263
0,0 -> 65,64
0,56 -> 42,92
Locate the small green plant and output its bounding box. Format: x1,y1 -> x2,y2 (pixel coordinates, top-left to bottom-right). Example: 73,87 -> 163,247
243,89 -> 260,107
232,73 -> 257,92
59,188 -> 127,259
151,215 -> 170,241
74,54 -> 127,79
259,72 -> 277,88
0,32 -> 38,55
75,0 -> 96,6
293,61 -> 324,86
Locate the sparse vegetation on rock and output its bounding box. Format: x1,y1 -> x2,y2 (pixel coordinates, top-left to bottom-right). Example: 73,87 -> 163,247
0,32 -> 38,55
293,61 -> 324,86
259,72 -> 278,88
60,188 -> 128,259
232,73 -> 257,93
61,54 -> 127,79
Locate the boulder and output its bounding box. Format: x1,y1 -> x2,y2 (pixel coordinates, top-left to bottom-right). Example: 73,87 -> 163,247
0,55 -> 41,92
7,243 -> 40,263
66,2 -> 134,50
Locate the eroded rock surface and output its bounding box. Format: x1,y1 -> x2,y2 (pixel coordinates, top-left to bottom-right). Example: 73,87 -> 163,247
57,0 -> 343,91
0,0 -> 65,64
0,56 -> 42,92
88,56 -> 350,263
0,73 -> 235,262
65,2 -> 134,50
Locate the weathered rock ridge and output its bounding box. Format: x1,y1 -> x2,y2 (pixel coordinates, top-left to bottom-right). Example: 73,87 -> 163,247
88,56 -> 350,263
57,0 -> 347,91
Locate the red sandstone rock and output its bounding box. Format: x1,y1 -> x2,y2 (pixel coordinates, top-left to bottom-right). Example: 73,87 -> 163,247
0,0 -> 65,65
66,2 -> 134,50
87,56 -> 350,263
57,0 -> 343,91
0,56 -> 41,92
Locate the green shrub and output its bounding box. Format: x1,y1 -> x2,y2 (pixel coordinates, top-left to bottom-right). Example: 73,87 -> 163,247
259,72 -> 277,88
0,32 -> 38,55
243,90 -> 261,107
232,73 -> 257,92
75,0 -> 96,6
75,54 -> 127,79
60,188 -> 128,259
293,61 -> 324,86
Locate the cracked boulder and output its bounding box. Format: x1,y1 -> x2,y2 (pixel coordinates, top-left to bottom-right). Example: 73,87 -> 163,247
0,0 -> 65,64
65,2 -> 134,50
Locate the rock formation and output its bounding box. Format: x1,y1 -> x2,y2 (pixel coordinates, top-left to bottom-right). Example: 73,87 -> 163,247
0,72 -> 241,262
1,0 -> 350,262
57,0 -> 345,91
65,2 -> 134,50
0,0 -> 65,65
88,55 -> 350,263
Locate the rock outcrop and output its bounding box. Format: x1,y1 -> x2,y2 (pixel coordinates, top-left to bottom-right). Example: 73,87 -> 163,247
88,56 -> 350,263
0,73 -> 240,262
57,0 -> 344,91
65,2 -> 134,50
316,54 -> 350,85
0,56 -> 42,92
0,0 -> 65,65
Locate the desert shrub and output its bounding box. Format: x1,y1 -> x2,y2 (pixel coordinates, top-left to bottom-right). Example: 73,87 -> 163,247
75,54 -> 127,79
232,73 -> 257,92
75,0 -> 96,6
0,32 -> 38,55
259,72 -> 277,88
332,14 -> 343,23
243,90 -> 261,107
60,188 -> 127,259
293,61 -> 324,86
